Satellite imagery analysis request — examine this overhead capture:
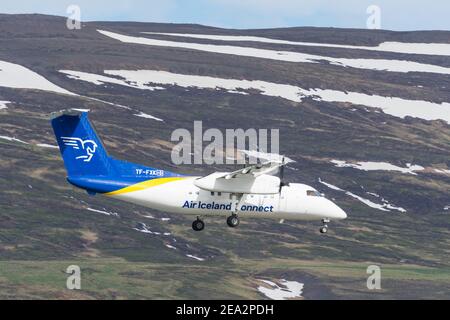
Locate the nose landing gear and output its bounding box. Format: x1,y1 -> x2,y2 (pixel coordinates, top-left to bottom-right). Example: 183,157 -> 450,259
320,218 -> 330,234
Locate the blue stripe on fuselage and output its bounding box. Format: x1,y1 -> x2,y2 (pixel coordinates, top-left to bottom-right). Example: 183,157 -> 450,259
67,158 -> 183,194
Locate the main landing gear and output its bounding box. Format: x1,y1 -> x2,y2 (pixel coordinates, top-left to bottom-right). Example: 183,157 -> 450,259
192,217 -> 205,231
226,214 -> 240,228
320,218 -> 330,234
226,193 -> 243,228
191,215 -> 240,231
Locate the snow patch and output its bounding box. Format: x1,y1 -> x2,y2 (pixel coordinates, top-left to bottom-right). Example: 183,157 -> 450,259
344,192 -> 389,212
133,223 -> 172,236
332,160 -> 450,176
0,60 -> 75,95
257,279 -> 304,300
60,69 -> 164,91
79,95 -> 132,110
366,192 -> 380,198
331,160 -> 424,175
36,143 -> 59,149
376,42 -> 450,56
142,32 -> 450,56
433,168 -> 450,175
0,135 -> 28,144
98,30 -> 450,75
0,101 -> 11,110
312,89 -> 450,123
71,108 -> 90,112
186,254 -> 205,261
86,207 -> 119,217
318,178 -> 406,213
134,223 -> 160,235
317,178 -> 344,191
0,136 -> 60,149
134,111 -> 164,122
61,68 -> 450,124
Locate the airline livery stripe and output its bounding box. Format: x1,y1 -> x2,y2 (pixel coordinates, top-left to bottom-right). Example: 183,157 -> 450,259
105,177 -> 187,195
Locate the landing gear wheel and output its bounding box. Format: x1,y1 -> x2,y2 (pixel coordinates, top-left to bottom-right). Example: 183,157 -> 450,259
320,218 -> 330,234
192,218 -> 205,231
227,215 -> 240,228
320,227 -> 328,234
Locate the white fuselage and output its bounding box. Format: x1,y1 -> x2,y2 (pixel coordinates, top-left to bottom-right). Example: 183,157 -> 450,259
107,176 -> 347,221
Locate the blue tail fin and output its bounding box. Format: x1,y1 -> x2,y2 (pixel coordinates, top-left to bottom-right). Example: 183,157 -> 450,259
51,112 -> 112,177
51,111 -> 182,195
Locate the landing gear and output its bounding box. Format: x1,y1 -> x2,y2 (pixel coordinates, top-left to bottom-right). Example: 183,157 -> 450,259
320,218 -> 330,234
320,226 -> 328,234
227,193 -> 243,228
226,214 -> 240,228
192,217 -> 205,231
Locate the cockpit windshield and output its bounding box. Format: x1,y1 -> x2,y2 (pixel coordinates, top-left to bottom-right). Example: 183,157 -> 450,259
306,190 -> 323,197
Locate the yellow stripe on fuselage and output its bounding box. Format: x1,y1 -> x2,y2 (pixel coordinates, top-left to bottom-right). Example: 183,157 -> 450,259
106,177 -> 188,195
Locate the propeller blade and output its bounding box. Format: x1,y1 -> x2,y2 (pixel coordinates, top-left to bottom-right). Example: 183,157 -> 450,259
279,156 -> 285,192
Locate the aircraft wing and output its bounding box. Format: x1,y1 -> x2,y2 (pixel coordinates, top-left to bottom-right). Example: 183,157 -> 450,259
194,160 -> 286,194
219,160 -> 284,179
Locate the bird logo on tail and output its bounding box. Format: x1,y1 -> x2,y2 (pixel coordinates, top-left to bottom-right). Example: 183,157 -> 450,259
61,137 -> 98,162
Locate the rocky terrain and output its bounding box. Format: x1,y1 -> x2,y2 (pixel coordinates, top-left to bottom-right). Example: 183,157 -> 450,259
0,14 -> 449,299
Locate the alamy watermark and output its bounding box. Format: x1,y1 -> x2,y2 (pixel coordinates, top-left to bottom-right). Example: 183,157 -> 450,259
66,5 -> 82,30
66,265 -> 81,290
366,5 -> 381,29
366,265 -> 381,290
170,121 -> 280,165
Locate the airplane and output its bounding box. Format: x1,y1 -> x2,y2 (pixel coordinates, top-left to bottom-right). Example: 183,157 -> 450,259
50,110 -> 347,233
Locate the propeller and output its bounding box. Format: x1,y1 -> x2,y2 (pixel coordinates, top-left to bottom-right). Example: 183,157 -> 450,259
279,156 -> 286,192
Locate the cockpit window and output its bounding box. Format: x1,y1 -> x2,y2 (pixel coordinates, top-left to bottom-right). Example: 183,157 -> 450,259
307,190 -> 322,197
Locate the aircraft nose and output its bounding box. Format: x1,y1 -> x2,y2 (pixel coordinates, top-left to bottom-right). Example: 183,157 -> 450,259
332,203 -> 347,220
